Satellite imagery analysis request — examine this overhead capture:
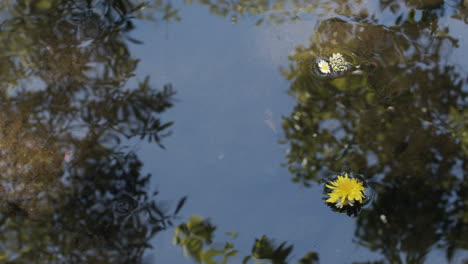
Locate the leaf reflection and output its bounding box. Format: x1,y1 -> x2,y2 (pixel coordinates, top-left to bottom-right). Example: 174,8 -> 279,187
173,215 -> 319,264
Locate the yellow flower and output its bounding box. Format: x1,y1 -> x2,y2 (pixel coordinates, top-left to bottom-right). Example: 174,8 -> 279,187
326,173 -> 366,208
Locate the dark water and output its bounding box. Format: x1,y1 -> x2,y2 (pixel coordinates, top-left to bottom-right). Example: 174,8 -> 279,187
0,0 -> 467,263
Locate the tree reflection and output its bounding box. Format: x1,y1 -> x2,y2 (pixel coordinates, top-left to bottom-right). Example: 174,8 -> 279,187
0,0 -> 184,263
280,10 -> 466,264
187,0 -> 386,25
187,0 -> 468,26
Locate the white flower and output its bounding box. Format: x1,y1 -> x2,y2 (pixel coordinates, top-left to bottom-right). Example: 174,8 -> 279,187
329,53 -> 349,72
330,53 -> 344,60
318,60 -> 331,74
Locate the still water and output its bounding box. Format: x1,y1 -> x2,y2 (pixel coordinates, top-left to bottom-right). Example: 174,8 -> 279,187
0,0 -> 467,263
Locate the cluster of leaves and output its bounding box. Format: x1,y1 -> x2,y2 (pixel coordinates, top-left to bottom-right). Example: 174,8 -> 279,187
0,0 -> 179,24
184,0 -> 468,26
185,0 -> 317,25
173,215 -> 320,264
173,215 -> 239,264
244,235 -> 319,264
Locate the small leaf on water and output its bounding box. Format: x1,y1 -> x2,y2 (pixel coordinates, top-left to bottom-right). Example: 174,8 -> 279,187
225,232 -> 237,239
174,196 -> 187,215
242,256 -> 251,264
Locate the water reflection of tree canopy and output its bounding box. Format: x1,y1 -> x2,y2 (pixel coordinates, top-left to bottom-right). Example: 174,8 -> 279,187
186,0 -> 468,25
281,16 -> 467,263
0,0 -> 184,262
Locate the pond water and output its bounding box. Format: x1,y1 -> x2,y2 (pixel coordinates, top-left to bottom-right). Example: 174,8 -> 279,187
0,0 -> 467,263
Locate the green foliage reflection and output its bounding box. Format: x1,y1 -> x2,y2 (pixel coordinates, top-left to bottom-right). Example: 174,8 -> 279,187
174,215 -> 238,264
173,215 -> 320,264
280,14 -> 467,264
187,0 -> 468,26
0,0 -> 184,263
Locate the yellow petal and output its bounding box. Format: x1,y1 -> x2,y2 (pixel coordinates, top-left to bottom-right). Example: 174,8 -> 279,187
340,196 -> 346,204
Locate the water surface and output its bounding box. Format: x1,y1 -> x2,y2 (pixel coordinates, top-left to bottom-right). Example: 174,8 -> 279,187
0,0 -> 467,263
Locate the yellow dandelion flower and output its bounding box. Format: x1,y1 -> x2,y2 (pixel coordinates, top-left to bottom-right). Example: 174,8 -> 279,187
325,173 -> 366,208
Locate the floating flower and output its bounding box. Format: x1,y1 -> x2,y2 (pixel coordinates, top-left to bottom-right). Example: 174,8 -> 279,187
325,173 -> 366,209
329,53 -> 349,72
317,59 -> 331,74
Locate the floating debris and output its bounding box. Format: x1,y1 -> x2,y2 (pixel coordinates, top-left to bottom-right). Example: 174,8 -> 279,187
313,52 -> 352,77
329,53 -> 349,72
264,109 -> 278,134
317,59 -> 331,74
324,172 -> 368,216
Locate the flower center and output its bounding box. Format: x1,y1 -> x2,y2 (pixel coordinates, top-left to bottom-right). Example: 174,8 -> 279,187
340,181 -> 358,193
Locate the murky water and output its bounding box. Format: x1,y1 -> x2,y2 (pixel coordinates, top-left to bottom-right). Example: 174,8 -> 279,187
0,0 -> 467,263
